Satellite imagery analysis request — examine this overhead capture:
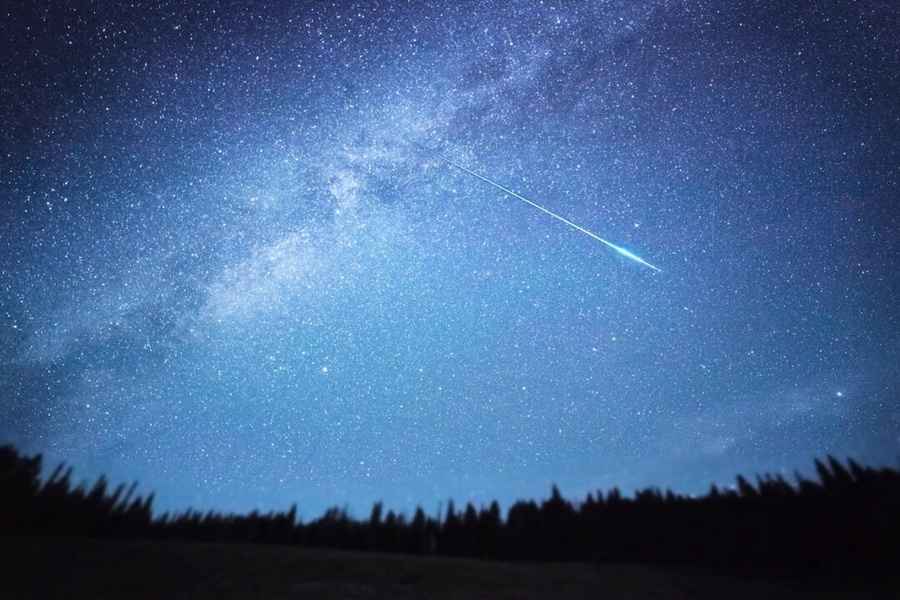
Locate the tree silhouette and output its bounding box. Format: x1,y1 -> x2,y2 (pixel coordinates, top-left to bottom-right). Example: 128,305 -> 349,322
1,443 -> 898,571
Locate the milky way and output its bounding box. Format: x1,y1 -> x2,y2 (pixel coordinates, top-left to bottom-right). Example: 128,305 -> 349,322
2,1 -> 899,517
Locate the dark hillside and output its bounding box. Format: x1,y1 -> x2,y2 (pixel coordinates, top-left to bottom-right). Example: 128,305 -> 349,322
3,536 -> 895,599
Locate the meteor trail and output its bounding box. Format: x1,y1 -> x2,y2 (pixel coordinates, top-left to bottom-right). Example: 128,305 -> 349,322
436,154 -> 662,272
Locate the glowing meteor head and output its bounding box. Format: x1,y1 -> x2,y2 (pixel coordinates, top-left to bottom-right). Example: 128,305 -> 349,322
614,246 -> 641,262
612,244 -> 662,272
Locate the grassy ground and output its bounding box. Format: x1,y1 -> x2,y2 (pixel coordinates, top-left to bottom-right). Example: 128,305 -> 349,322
2,536 -> 894,599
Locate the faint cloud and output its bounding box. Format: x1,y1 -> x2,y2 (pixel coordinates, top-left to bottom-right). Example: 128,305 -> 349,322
669,381 -> 854,460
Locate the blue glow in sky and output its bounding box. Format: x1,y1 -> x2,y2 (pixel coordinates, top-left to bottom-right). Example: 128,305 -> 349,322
2,1 -> 899,518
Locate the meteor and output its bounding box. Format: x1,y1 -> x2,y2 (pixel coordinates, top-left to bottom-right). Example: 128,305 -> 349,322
435,154 -> 662,272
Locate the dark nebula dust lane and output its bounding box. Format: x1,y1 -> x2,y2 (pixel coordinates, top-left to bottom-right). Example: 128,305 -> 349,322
2,1 -> 899,517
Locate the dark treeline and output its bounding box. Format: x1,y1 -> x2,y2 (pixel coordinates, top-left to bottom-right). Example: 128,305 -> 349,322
2,445 -> 898,570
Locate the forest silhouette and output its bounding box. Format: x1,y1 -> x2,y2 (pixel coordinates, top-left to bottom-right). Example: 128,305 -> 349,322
2,444 -> 897,570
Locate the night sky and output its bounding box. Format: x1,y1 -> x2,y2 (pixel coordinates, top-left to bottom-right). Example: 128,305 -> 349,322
3,1 -> 899,518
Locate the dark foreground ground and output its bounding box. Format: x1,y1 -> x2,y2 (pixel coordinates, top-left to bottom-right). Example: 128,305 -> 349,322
2,536 -> 896,599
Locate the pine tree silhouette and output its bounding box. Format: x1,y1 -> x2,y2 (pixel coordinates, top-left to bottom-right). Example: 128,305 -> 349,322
2,444 -> 898,571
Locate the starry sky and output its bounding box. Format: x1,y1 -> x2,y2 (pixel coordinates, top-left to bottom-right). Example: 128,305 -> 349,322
2,1 -> 899,518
